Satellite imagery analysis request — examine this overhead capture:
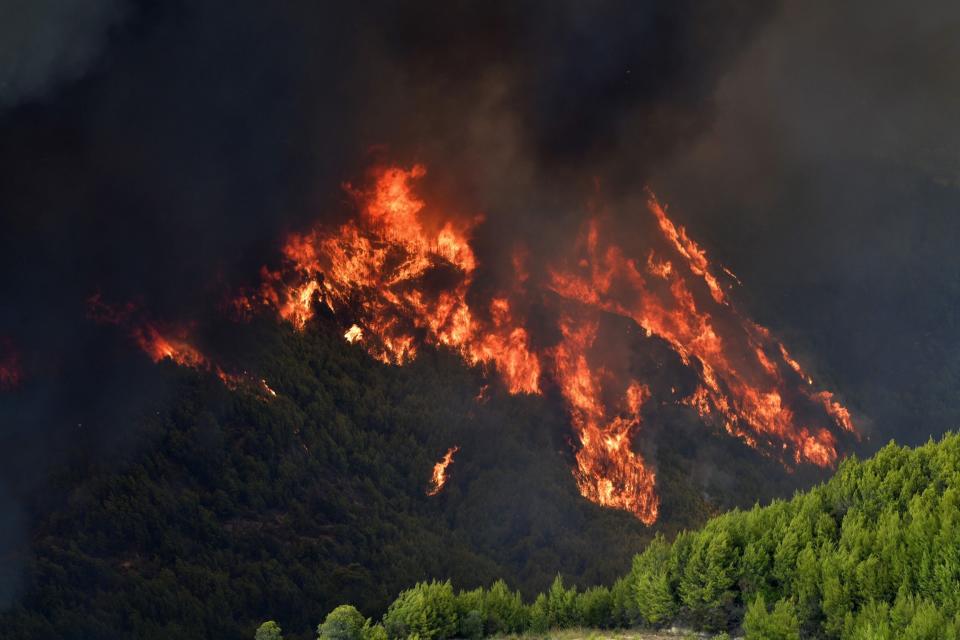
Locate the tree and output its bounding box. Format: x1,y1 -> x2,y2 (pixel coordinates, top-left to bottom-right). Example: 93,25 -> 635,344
743,595 -> 800,640
632,535 -> 677,627
575,586 -> 612,628
528,593 -> 549,634
484,579 -> 527,634
679,529 -> 738,630
383,581 -> 458,640
255,620 -> 283,640
545,575 -> 577,628
318,605 -> 366,640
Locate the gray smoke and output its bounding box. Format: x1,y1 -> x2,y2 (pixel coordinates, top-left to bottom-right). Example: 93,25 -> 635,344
0,0 -> 127,108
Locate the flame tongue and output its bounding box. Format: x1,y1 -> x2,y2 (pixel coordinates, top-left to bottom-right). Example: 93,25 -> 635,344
87,295 -> 277,396
549,199 -> 856,471
427,445 -> 459,496
239,163 -> 858,523
554,316 -> 658,523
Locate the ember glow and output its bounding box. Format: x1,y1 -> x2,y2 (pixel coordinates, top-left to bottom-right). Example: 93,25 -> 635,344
238,163 -> 857,523
87,295 -> 275,396
427,446 -> 460,496
0,338 -> 21,391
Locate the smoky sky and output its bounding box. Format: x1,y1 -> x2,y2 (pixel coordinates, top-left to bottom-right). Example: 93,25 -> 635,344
652,0 -> 960,446
0,0 -> 777,479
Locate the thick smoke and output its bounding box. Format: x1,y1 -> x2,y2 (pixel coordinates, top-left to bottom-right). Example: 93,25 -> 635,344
0,0 -> 127,109
0,0 -> 777,466
652,0 -> 960,446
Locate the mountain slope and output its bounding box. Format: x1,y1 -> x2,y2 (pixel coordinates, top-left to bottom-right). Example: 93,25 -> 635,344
306,434 -> 960,640
0,315 -> 812,640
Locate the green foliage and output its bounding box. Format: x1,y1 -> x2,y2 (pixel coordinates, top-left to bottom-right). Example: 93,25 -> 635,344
528,594 -> 549,634
255,620 -> 283,640
383,580 -> 458,640
544,575 -> 578,629
743,594 -> 800,640
679,528 -> 738,630
575,586 -> 612,628
318,605 -> 366,640
459,609 -> 483,640
609,576 -> 641,627
632,534 -> 677,627
483,579 -> 527,635
362,622 -> 388,640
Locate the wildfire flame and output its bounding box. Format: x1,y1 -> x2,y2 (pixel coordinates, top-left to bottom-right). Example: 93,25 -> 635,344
427,445 -> 460,496
88,295 -> 276,396
237,164 -> 858,523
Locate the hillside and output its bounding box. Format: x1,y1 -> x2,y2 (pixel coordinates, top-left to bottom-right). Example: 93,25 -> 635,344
300,434 -> 960,640
0,313 -> 806,640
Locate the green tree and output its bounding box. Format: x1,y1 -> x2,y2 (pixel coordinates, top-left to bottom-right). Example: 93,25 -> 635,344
484,579 -> 527,634
632,534 -> 677,627
679,529 -> 738,631
743,594 -> 800,640
383,581 -> 458,640
545,575 -> 578,628
255,620 -> 283,640
318,605 -> 366,640
575,586 -> 612,628
528,593 -> 549,634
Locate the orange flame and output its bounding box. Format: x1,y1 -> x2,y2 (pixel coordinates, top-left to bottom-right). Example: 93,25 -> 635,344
548,195 -> 856,471
427,445 -> 459,496
241,163 -> 858,523
238,165 -> 540,393
88,295 -> 278,396
344,324 -> 363,343
553,316 -> 658,523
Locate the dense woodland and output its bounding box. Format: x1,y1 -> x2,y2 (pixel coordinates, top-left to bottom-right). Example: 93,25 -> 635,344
281,433 -> 960,640
0,314 -> 802,639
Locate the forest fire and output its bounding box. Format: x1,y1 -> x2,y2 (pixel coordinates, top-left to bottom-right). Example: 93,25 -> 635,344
235,163 -> 858,523
427,446 -> 460,496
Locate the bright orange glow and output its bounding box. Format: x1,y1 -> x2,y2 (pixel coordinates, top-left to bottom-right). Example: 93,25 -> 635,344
552,316 -> 658,523
344,324 -> 363,343
241,163 -> 858,523
548,195 -> 857,471
87,295 -> 273,396
237,165 -> 541,394
427,445 -> 460,496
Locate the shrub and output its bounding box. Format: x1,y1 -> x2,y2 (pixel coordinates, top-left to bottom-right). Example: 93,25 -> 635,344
318,605 -> 366,640
255,620 -> 283,640
383,580 -> 458,640
575,586 -> 612,628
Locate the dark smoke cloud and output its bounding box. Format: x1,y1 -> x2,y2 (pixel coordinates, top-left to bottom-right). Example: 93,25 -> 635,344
0,0 -> 778,605
0,0 -> 127,109
652,0 -> 960,446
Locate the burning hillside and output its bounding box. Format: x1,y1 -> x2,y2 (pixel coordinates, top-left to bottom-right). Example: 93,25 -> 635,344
228,163 -> 858,524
